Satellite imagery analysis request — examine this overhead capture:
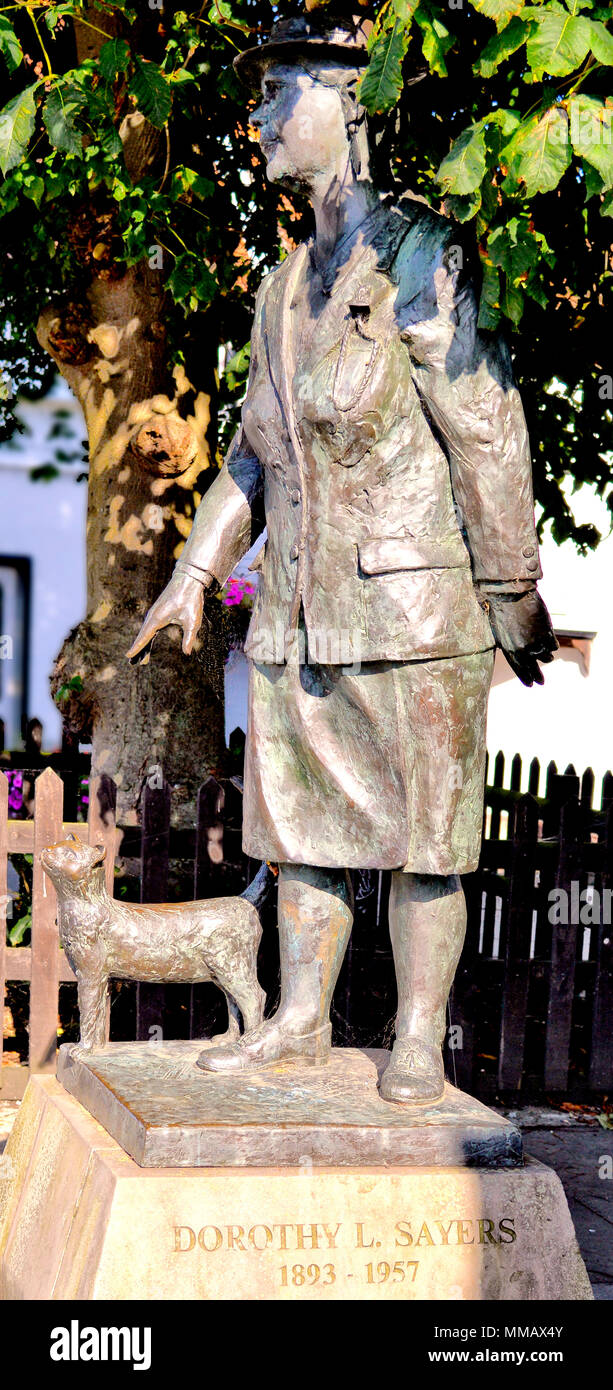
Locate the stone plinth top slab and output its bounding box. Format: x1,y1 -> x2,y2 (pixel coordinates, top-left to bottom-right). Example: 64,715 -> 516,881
56,1042 -> 522,1170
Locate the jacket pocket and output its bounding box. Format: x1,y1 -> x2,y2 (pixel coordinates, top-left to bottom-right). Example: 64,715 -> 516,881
358,534 -> 471,574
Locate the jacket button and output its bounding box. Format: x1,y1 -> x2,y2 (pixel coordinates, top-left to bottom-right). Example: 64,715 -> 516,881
289,543 -> 299,561
526,560 -> 539,571
522,546 -> 535,557
290,489 -> 301,504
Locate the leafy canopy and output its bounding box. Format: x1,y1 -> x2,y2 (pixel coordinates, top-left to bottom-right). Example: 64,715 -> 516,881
0,0 -> 611,546
357,0 -> 613,547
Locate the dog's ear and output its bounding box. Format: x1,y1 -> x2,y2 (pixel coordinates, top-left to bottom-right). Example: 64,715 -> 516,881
66,831 -> 78,842
91,843 -> 107,865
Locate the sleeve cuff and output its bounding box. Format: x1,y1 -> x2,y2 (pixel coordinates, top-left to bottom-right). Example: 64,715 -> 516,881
175,561 -> 219,591
477,579 -> 537,595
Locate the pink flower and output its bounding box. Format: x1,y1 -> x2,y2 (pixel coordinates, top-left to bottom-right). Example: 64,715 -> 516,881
220,574 -> 257,608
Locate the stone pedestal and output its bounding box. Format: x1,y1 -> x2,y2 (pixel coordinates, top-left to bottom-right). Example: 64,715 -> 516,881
56,1042 -> 521,1168
0,1070 -> 592,1301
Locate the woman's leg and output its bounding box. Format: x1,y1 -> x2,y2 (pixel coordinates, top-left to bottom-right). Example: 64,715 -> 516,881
197,863 -> 353,1072
381,870 -> 466,1102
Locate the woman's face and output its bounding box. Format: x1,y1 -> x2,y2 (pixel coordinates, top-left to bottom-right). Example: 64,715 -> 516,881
251,62 -> 350,190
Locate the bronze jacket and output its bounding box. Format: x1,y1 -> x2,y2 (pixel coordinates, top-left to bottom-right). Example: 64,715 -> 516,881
177,198 -> 542,664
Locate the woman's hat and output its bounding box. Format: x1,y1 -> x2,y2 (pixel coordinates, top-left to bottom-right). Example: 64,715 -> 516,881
233,10 -> 371,90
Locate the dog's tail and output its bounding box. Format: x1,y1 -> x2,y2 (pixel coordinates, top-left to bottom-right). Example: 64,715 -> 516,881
241,862 -> 277,916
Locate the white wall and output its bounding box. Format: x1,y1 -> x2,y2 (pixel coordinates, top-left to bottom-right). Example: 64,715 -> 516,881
487,485 -> 613,801
0,382 -> 87,748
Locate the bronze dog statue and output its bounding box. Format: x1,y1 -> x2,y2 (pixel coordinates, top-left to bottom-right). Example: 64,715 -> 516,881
41,834 -> 268,1052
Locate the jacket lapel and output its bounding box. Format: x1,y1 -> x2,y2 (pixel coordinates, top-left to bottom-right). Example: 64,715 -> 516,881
262,243 -> 308,448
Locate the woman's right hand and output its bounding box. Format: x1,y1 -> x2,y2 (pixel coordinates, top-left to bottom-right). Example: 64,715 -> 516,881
126,570 -> 212,663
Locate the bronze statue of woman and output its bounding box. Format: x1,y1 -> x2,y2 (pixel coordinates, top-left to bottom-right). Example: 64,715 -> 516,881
127,9 -> 557,1102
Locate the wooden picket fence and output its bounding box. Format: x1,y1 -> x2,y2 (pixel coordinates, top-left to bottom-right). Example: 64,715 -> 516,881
1,769 -> 116,1097
2,754 -> 613,1102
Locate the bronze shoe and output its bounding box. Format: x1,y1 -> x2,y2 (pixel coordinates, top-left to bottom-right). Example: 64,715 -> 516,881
380,1036 -> 445,1103
196,1018 -> 332,1073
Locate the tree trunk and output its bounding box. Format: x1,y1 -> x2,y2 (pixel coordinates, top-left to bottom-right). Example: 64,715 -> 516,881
37,13 -> 229,826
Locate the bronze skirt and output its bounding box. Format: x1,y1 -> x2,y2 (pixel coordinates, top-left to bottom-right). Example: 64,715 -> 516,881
242,634 -> 494,875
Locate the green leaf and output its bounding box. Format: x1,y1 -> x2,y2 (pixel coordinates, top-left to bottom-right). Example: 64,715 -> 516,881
501,274 -> 524,324
490,107 -> 522,137
225,342 -> 250,373
99,124 -> 123,158
44,4 -> 74,31
9,909 -> 31,946
491,218 -> 514,250
569,95 -> 613,187
192,175 -> 215,199
168,253 -> 217,310
478,16 -> 530,75
174,167 -> 215,199
437,124 -> 487,196
525,3 -> 592,79
207,0 -> 237,23
170,68 -> 197,86
444,190 -> 482,221
129,57 -> 172,128
99,38 -> 131,82
588,18 -> 613,63
478,260 -> 501,331
225,341 -> 251,390
22,173 -> 45,207
488,222 -> 539,280
0,85 -> 37,176
415,7 -> 454,77
55,674 -> 84,705
472,0 -> 524,32
602,189 -> 613,215
0,16 -> 22,74
43,85 -> 87,156
582,160 -> 604,197
524,278 -> 548,308
358,18 -> 408,114
502,106 -> 571,196
391,0 -> 420,21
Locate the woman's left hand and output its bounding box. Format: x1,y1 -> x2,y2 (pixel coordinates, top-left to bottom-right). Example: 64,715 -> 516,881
479,586 -> 558,686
